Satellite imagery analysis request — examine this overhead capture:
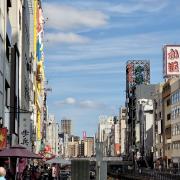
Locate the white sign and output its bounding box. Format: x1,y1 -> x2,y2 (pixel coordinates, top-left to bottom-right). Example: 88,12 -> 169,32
19,114 -> 31,150
164,45 -> 180,76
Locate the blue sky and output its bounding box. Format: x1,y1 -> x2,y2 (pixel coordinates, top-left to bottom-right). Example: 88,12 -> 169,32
43,0 -> 180,137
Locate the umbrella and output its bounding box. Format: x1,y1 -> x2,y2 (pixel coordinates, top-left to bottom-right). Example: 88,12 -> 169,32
0,145 -> 42,159
45,156 -> 71,165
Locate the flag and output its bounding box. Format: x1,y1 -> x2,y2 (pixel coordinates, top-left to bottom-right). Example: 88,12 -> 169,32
0,128 -> 8,150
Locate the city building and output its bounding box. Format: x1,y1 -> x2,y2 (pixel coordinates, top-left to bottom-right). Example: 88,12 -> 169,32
0,0 -> 12,145
67,136 -> 80,158
136,99 -> 154,167
161,78 -> 180,167
126,60 -> 151,156
61,119 -> 72,135
98,116 -> 114,143
153,84 -> 164,167
162,45 -> 180,167
79,140 -> 85,157
119,107 -> 127,156
84,137 -> 94,157
45,115 -> 59,156
170,78 -> 180,166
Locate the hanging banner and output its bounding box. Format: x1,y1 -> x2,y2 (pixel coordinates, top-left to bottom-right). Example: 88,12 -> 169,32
0,128 -> 8,150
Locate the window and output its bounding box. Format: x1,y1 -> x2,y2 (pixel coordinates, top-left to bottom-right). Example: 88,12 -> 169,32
167,113 -> 171,120
5,80 -> 10,107
6,35 -> 10,61
159,112 -> 161,118
19,11 -> 21,30
167,99 -> 171,106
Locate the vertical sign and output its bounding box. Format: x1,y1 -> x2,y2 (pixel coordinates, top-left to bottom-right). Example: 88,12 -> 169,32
164,45 -> 180,76
0,128 -> 8,150
19,114 -> 31,150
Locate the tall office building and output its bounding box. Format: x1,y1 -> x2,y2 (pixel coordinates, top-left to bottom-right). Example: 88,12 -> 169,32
61,119 -> 72,135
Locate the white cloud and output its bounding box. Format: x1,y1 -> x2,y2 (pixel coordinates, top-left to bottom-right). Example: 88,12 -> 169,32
56,97 -> 108,109
45,31 -> 169,63
108,0 -> 168,14
44,3 -> 108,31
79,100 -> 106,109
58,97 -> 76,105
47,62 -> 124,73
46,32 -> 89,44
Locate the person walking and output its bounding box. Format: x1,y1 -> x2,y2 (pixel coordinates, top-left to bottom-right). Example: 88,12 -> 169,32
0,167 -> 6,180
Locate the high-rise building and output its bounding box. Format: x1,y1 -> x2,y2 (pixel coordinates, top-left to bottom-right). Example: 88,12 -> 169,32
61,119 -> 72,135
126,60 -> 151,156
84,137 -> 94,157
45,115 -> 59,156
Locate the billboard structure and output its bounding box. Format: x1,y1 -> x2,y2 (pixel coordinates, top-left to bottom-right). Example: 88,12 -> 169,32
163,45 -> 180,77
126,60 -> 150,153
126,60 -> 150,95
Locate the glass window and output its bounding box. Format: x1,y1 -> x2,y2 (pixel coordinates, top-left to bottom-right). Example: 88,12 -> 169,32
167,113 -> 171,120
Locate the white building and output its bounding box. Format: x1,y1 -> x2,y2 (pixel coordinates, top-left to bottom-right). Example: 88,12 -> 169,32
119,107 -> 127,155
136,99 -> 154,163
98,116 -> 114,142
46,115 -> 59,156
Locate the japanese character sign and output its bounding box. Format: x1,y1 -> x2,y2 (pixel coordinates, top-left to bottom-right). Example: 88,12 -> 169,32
165,45 -> 180,75
19,115 -> 31,150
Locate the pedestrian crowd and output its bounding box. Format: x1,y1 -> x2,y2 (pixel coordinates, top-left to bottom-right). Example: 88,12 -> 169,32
0,164 -> 61,180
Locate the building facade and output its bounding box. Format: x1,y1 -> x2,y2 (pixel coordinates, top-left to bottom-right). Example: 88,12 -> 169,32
119,107 -> 127,155
61,119 -> 72,135
126,60 -> 150,156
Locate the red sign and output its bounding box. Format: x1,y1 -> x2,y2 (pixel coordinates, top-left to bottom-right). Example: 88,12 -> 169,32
0,128 -> 8,150
127,63 -> 134,84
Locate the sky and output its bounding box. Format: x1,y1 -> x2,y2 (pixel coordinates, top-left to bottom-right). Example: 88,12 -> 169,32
43,0 -> 180,137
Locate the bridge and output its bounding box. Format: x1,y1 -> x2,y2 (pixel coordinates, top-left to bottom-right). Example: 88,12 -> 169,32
70,156 -> 133,165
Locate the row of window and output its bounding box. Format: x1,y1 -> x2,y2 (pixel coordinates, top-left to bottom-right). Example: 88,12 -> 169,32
172,123 -> 180,136
171,106 -> 180,120
166,142 -> 180,150
171,90 -> 180,105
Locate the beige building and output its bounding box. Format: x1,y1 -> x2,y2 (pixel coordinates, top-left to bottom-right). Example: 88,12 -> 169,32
67,136 -> 80,157
84,137 -> 94,157
162,78 -> 180,167
67,141 -> 79,158
153,84 -> 164,162
170,78 -> 180,165
61,119 -> 72,135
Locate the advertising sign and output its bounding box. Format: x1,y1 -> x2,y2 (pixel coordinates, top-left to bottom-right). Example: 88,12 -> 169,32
164,45 -> 180,76
19,114 -> 31,150
126,60 -> 150,91
0,128 -> 8,150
